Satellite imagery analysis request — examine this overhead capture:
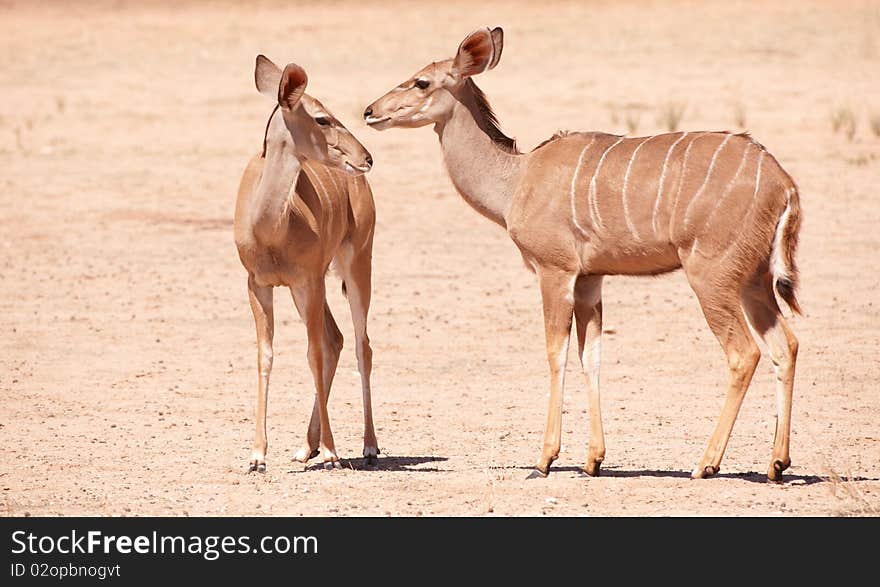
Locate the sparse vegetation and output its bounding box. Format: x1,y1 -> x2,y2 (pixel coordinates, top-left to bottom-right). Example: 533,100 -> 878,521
658,101 -> 686,132
870,112 -> 880,138
733,101 -> 747,129
830,105 -> 857,141
625,109 -> 640,134
608,105 -> 620,126
826,466 -> 880,516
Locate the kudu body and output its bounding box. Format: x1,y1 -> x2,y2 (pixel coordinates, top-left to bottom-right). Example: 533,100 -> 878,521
235,56 -> 378,472
364,28 -> 801,481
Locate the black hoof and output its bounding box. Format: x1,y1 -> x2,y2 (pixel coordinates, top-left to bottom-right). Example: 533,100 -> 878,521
248,462 -> 266,474
323,461 -> 342,471
365,455 -> 379,467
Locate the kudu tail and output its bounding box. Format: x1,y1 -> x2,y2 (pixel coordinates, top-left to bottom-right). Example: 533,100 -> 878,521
770,184 -> 802,315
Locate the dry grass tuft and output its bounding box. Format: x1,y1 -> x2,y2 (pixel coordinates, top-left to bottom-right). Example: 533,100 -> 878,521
830,105 -> 857,140
826,466 -> 880,516
658,101 -> 686,132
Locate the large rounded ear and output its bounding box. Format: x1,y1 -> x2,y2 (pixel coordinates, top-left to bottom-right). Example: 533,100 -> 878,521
254,55 -> 282,99
452,27 -> 499,78
488,27 -> 504,70
278,63 -> 308,110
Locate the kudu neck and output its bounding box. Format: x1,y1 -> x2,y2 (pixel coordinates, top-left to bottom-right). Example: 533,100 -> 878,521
435,81 -> 524,229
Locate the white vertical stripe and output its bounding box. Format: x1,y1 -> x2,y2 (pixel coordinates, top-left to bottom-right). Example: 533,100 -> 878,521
588,137 -> 626,232
622,135 -> 656,241
669,133 -> 705,237
691,142 -> 752,254
569,137 -> 597,238
652,132 -> 689,237
684,133 -> 733,228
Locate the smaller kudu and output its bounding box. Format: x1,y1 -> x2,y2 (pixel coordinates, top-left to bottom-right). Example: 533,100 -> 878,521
235,55 -> 378,472
364,28 -> 803,482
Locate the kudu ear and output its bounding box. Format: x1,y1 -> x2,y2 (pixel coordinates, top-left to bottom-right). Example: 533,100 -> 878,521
278,63 -> 308,110
488,27 -> 504,70
453,27 -> 502,79
254,54 -> 282,100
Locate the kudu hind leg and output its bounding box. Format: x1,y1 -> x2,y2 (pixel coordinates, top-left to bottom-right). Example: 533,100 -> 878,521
291,280 -> 340,468
293,302 -> 344,464
529,270 -> 576,478
687,275 -> 761,479
741,275 -> 798,482
247,275 -> 274,473
574,275 -> 605,476
337,244 -> 379,464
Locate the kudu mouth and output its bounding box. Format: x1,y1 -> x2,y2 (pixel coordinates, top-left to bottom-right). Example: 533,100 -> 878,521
363,103 -> 393,128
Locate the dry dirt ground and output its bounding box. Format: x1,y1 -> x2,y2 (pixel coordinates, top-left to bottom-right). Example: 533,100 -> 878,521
1,0 -> 879,517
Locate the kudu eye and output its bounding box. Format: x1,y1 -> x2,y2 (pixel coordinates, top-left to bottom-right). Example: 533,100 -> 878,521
315,116 -> 331,126
415,79 -> 430,90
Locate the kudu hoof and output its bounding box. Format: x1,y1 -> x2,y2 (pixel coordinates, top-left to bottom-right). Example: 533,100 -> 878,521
583,459 -> 603,477
767,458 -> 791,483
691,465 -> 718,479
526,467 -> 549,480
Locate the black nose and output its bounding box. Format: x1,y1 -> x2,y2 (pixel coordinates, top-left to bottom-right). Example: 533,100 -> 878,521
363,106 -> 373,119
365,155 -> 373,167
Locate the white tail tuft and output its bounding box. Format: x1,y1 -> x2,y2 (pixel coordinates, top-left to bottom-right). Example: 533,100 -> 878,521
770,198 -> 793,284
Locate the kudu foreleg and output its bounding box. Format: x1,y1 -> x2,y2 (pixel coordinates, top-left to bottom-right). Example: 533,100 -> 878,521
529,270 -> 576,478
247,275 -> 274,473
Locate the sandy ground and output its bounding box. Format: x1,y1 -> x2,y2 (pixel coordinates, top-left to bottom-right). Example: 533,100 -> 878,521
1,0 -> 878,517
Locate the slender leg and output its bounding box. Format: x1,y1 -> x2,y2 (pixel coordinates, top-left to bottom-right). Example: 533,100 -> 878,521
291,277 -> 340,468
685,268 -> 762,479
247,274 -> 274,473
741,274 -> 799,482
337,242 -> 379,464
528,269 -> 577,478
293,303 -> 343,463
574,275 -> 605,476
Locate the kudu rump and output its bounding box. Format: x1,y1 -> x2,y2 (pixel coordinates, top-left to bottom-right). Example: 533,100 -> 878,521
235,56 -> 379,472
365,28 -> 802,481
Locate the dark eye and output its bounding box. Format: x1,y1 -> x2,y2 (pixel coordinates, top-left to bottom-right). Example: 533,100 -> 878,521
315,116 -> 331,126
415,79 -> 430,90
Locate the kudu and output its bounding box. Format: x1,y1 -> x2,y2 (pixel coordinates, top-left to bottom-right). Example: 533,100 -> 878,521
235,55 -> 379,472
364,28 -> 802,481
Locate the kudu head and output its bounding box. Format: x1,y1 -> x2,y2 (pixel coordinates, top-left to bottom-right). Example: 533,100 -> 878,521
255,55 -> 372,174
363,27 -> 504,130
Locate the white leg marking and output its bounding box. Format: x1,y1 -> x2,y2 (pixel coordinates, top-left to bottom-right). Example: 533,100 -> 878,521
684,133 -> 733,228
652,132 -> 689,237
691,142 -> 752,253
589,137 -> 626,232
622,135 -> 656,241
587,337 -> 601,389
569,137 -> 597,237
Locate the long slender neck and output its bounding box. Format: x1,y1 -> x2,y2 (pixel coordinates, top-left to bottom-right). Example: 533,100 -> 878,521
251,112 -> 302,243
435,82 -> 524,228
